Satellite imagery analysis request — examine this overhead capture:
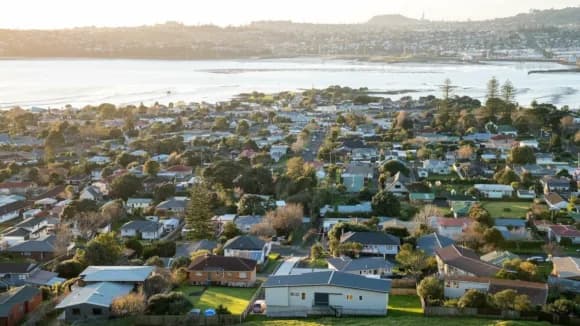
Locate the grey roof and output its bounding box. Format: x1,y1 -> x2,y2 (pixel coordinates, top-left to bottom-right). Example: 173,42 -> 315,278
56,282 -> 133,309
2,227 -> 30,237
340,231 -> 400,245
264,271 -> 391,293
417,233 -> 455,256
0,263 -> 37,274
121,220 -> 162,233
156,198 -> 188,210
0,286 -> 40,317
235,215 -> 263,226
25,270 -> 64,286
224,235 -> 265,251
174,240 -> 218,258
326,257 -> 394,272
6,235 -> 55,253
80,266 -> 154,283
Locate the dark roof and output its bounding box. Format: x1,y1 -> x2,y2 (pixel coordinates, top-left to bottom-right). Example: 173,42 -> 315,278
417,233 -> 455,256
3,227 -> 30,237
0,286 -> 40,317
224,235 -> 265,251
340,231 -> 400,245
0,200 -> 28,216
6,235 -> 55,253
435,244 -> 500,277
121,220 -> 161,233
0,263 -> 37,274
446,275 -> 548,306
264,271 -> 391,293
188,255 -> 257,272
326,257 -> 394,272
175,240 -> 218,258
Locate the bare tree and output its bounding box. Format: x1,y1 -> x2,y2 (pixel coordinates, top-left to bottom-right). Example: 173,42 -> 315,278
75,212 -> 111,240
54,222 -> 73,257
267,203 -> 304,236
250,221 -> 276,238
457,145 -> 474,160
414,205 -> 442,226
111,292 -> 146,316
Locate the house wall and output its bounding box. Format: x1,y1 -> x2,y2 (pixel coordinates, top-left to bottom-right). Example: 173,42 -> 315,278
188,270 -> 256,287
13,251 -> 53,262
444,280 -> 489,298
61,303 -> 111,322
120,229 -> 137,237
0,291 -> 42,326
224,249 -> 266,264
265,285 -> 388,316
361,245 -> 398,256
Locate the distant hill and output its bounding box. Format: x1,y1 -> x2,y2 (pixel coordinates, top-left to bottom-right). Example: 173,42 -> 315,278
492,7 -> 580,26
366,14 -> 423,27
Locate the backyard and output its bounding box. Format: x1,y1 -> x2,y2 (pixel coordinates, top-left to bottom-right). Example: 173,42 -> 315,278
481,201 -> 532,218
176,285 -> 258,314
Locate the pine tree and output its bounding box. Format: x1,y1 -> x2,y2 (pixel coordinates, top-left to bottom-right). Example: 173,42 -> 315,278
487,77 -> 500,100
185,183 -> 214,240
501,80 -> 516,104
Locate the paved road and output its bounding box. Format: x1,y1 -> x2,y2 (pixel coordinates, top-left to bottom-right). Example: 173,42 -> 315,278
302,130 -> 325,162
274,256 -> 305,276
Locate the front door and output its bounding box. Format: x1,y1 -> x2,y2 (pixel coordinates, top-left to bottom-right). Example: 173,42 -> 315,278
314,293 -> 329,306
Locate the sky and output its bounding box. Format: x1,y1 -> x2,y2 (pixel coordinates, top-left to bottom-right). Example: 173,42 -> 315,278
1,0 -> 579,29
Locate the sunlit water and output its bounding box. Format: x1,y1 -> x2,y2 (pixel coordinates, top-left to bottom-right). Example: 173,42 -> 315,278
0,58 -> 578,109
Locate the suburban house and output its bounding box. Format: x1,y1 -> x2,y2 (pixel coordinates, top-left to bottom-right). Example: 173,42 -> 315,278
0,182 -> 35,195
270,145 -> 288,162
326,257 -> 394,277
187,255 -> 257,287
6,235 -> 56,262
224,235 -> 271,265
0,200 -> 27,224
342,163 -> 374,193
541,176 -> 571,194
79,186 -> 103,201
550,256 -> 580,293
493,218 -> 530,240
120,220 -> 164,240
444,276 -> 548,306
339,232 -> 400,256
429,217 -> 471,240
416,232 -> 455,256
55,281 -> 134,322
474,184 -> 513,198
155,197 -> 188,216
544,193 -> 568,211
79,266 -> 154,285
263,271 -> 391,317
0,286 -> 42,326
351,148 -> 378,161
234,215 -> 264,233
548,225 -> 580,244
0,263 -> 63,288
435,244 -> 501,277
383,172 -> 410,197
125,198 -> 153,213
422,160 -> 451,175
320,202 -> 373,218
480,250 -> 519,267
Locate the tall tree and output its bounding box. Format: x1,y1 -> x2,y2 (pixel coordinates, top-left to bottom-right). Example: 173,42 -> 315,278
501,80 -> 516,104
487,76 -> 500,100
185,183 -> 214,240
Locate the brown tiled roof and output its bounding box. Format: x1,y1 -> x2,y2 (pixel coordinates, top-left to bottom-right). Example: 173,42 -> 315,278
445,275 -> 548,306
188,255 -> 257,272
549,225 -> 580,238
436,244 -> 501,277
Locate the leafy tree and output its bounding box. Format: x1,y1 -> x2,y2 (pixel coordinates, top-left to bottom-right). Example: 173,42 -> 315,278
417,276 -> 443,302
550,134 -> 562,151
509,146 -> 536,165
144,272 -> 171,297
84,232 -> 123,266
124,238 -> 144,257
237,194 -> 268,215
371,191 -> 401,217
468,204 -> 493,227
145,256 -> 165,267
381,160 -> 410,177
143,240 -> 176,259
185,183 -> 214,240
212,117 -> 229,131
310,242 -> 325,260
116,152 -> 136,168
170,256 -> 191,270
395,243 -> 429,279
143,160 -> 160,177
236,120 -> 250,136
492,289 -> 517,310
458,289 -> 489,309
264,203 -> 304,236
494,168 -> 519,185
61,199 -> 99,220
110,174 -> 142,200
222,222 -> 241,240
55,259 -> 85,279
513,294 -> 532,312
154,183 -> 176,203
146,292 -> 192,315
483,227 -> 505,251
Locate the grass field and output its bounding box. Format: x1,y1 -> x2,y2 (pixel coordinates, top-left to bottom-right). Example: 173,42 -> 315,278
176,285 -> 257,314
243,295 -> 549,326
481,201 -> 531,218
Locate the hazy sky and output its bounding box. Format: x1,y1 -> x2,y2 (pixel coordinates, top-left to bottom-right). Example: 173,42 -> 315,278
2,0 -> 579,29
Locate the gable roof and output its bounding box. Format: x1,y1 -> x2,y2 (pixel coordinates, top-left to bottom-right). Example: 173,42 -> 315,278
551,256 -> 580,279
340,231 -> 400,245
436,244 -> 501,277
55,282 -> 133,309
263,271 -> 391,293
224,235 -> 265,251
0,286 -> 40,317
417,233 -> 455,256
121,220 -> 162,233
80,266 -> 154,283
549,225 -> 580,238
545,192 -> 566,205
6,235 -> 55,253
188,255 -> 257,272
326,257 -> 394,272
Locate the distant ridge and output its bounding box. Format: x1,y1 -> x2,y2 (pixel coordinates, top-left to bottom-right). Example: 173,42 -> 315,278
366,14 -> 423,26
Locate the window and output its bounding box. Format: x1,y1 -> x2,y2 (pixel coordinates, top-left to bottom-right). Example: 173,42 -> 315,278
92,308 -> 102,315
239,272 -> 247,279
359,296 -> 363,301
72,308 -> 81,315
301,292 -> 306,300
346,294 -> 353,300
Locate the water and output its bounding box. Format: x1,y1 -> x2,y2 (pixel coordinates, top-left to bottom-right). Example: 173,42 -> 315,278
0,58 -> 579,109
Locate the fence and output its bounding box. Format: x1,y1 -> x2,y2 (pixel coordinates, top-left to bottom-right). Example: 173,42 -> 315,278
390,278 -> 416,295
424,307 -> 540,321
133,314 -> 243,326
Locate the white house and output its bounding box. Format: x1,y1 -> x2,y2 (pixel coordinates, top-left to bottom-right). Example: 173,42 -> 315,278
327,257 -> 394,277
422,160 -> 451,175
120,220 -> 163,240
224,235 -> 271,264
263,271 -> 391,317
340,232 -> 400,256
126,198 -> 153,214
474,184 -> 513,198
429,217 -> 471,240
519,140 -> 539,149
270,145 -> 289,162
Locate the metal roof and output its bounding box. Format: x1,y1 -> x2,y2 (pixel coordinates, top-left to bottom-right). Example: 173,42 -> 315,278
56,282 -> 133,309
263,271 -> 391,293
80,266 -> 154,283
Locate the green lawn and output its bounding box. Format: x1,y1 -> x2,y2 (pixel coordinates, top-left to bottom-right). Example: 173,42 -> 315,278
261,258 -> 283,275
481,201 -> 531,218
387,295 -> 422,316
176,285 -> 257,314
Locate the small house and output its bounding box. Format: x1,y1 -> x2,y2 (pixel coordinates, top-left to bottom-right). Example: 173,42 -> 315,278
326,257 -> 394,277
120,220 -> 164,240
187,255 -> 257,287
0,286 -> 42,326
340,232 -> 400,256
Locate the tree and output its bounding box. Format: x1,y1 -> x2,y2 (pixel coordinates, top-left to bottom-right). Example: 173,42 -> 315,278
237,194 -> 268,215
222,222 -> 241,240
414,205 -> 442,227
396,243 -> 429,279
84,232 -> 123,266
494,168 -> 519,185
371,191 -> 401,217
236,120 -> 250,136
110,174 -> 142,200
212,117 -> 229,131
487,77 -> 500,100
492,289 -> 517,310
417,276 -> 443,302
112,292 -> 146,317
501,80 -> 516,104
144,272 -> 171,297
170,256 -> 191,270
124,238 -> 144,257
458,289 -> 489,308
468,204 -> 493,227
457,145 -> 474,160
440,78 -> 454,102
264,203 -> 303,236
143,160 -> 160,177
544,298 -> 575,315
185,183 -> 214,240
154,183 -> 176,203
250,221 -> 276,238
310,242 -> 325,260
381,160 -> 410,177
55,259 -> 85,279
550,134 -> 562,151
54,222 -> 73,257
483,227 -> 505,251
145,256 -> 165,267
101,200 -> 125,222
116,152 -> 136,168
509,146 -> 536,164
146,292 -> 192,315
75,212 -> 109,240
286,157 -> 307,180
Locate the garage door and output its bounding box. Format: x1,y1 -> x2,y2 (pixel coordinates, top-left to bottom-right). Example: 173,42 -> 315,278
314,292 -> 329,306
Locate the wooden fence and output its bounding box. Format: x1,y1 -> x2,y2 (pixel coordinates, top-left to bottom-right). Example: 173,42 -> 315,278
133,314 -> 243,326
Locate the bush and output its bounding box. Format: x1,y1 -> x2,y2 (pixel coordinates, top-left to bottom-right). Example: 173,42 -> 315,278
143,240 -> 176,259
458,289 -> 489,309
146,292 -> 192,315
145,256 -> 165,267
170,256 -> 191,270
417,276 -> 443,302
55,259 -> 85,279
124,238 -> 144,257
443,298 -> 459,307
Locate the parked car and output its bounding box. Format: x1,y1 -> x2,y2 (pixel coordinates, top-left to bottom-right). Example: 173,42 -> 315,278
527,256 -> 545,263
253,300 -> 266,313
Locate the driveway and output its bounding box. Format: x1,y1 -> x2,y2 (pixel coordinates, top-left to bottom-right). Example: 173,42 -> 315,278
274,256 -> 305,276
